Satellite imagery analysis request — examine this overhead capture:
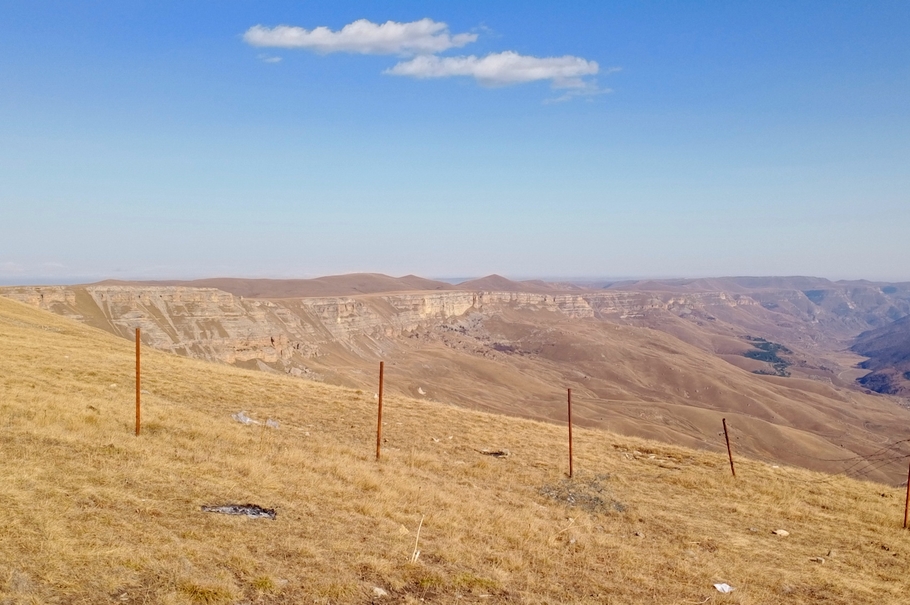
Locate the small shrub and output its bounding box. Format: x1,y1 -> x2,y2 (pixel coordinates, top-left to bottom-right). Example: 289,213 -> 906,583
178,582 -> 235,604
251,576 -> 275,592
540,474 -> 626,514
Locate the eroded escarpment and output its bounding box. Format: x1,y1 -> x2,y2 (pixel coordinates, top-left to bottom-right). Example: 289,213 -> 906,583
0,285 -> 755,373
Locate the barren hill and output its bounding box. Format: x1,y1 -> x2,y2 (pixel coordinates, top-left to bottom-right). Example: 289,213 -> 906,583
455,275 -> 582,293
2,291 -> 910,603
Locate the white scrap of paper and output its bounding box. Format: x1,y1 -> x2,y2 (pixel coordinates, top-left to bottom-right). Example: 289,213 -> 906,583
714,583 -> 735,593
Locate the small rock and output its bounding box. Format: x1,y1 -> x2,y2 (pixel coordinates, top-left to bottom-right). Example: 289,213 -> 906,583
748,527 -> 759,532
634,531 -> 644,538
809,557 -> 825,564
372,586 -> 389,598
827,549 -> 836,558
418,387 -> 426,395
772,529 -> 790,537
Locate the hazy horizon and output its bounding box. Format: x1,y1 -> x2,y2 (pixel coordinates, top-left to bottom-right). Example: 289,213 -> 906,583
2,270 -> 908,289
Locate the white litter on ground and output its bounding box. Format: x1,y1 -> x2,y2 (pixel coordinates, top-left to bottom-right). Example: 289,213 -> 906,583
713,583 -> 734,593
231,411 -> 279,428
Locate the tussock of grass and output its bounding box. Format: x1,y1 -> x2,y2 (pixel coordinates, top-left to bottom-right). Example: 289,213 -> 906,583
1,296 -> 910,604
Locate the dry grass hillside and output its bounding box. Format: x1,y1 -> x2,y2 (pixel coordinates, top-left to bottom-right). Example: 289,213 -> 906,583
2,297 -> 910,604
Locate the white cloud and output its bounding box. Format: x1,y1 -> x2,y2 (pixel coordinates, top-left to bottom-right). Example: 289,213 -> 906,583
256,53 -> 282,63
385,51 -> 599,88
243,18 -> 477,55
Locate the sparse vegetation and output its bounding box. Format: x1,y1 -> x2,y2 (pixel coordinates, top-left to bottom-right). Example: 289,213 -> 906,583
744,336 -> 792,376
3,297 -> 910,603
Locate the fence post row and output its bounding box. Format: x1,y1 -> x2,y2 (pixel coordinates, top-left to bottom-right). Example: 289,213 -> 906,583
126,328 -> 910,529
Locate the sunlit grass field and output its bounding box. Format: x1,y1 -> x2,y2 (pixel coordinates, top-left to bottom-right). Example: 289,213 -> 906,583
1,295 -> 908,604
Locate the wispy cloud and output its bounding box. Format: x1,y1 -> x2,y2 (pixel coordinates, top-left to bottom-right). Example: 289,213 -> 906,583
243,18 -> 477,56
385,51 -> 599,88
242,18 -> 614,101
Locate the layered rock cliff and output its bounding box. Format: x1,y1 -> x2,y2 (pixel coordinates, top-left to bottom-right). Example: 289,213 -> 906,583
1,285 -> 757,376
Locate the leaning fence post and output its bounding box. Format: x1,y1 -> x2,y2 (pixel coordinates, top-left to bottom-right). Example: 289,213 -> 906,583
376,361 -> 384,461
723,418 -> 735,477
567,388 -> 573,478
135,327 -> 141,436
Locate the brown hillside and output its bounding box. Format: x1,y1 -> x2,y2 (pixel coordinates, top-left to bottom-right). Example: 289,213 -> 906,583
3,296 -> 910,604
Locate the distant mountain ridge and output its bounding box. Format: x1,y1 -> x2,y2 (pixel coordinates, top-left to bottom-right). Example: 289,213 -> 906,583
95,273 -> 455,298
95,273 -> 589,298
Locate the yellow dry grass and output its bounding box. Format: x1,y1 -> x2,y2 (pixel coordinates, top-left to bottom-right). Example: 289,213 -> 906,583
1,296 -> 909,604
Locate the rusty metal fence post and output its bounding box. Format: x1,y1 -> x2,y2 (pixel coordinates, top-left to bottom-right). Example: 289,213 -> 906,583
135,328 -> 141,436
567,388 -> 573,478
904,459 -> 910,529
376,361 -> 384,461
723,418 -> 735,477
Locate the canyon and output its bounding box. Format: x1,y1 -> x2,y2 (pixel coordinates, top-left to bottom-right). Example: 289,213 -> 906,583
4,275 -> 910,483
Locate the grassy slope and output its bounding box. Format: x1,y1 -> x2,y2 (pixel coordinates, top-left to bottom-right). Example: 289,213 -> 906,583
1,296 -> 909,604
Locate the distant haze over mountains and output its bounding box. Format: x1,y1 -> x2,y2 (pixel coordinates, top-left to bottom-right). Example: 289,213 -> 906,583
90,273 -> 910,298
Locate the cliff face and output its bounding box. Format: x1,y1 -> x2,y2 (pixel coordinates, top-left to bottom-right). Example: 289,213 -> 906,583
0,285 -> 755,374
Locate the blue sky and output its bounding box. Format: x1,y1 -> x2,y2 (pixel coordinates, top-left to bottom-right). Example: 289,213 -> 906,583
1,1 -> 908,283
